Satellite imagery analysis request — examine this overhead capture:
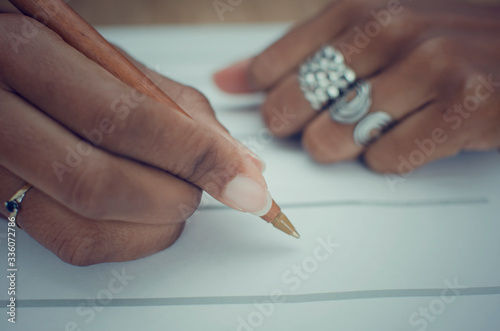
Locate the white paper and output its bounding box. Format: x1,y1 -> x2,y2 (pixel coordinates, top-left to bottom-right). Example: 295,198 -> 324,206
1,24 -> 499,331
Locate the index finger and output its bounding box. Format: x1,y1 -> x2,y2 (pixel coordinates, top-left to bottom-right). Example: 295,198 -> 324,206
214,0 -> 371,93
1,16 -> 274,216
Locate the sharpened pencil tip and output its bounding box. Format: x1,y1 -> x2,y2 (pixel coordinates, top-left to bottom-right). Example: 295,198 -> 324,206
271,212 -> 300,239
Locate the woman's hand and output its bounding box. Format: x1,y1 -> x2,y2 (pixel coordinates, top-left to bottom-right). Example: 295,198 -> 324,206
215,0 -> 500,174
0,13 -> 265,266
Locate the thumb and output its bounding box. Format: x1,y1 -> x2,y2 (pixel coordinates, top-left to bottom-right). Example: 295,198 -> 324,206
166,112 -> 273,216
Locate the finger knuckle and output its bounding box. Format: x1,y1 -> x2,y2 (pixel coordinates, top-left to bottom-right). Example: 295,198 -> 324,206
414,37 -> 451,62
175,130 -> 243,196
413,37 -> 461,73
178,131 -> 220,181
63,155 -> 115,220
377,9 -> 423,44
104,86 -> 214,154
412,37 -> 469,90
174,85 -> 211,111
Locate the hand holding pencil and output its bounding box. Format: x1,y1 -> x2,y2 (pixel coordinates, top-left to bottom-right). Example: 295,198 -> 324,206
0,0 -> 297,266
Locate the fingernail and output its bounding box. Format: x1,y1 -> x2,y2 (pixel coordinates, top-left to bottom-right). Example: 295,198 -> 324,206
223,175 -> 272,215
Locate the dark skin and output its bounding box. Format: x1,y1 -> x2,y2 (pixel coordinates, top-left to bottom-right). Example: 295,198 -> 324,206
216,0 -> 500,170
1,0 -> 499,266
0,9 -> 266,265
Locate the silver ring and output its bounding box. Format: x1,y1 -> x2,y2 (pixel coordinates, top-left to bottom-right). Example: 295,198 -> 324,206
298,45 -> 357,111
353,112 -> 393,146
329,80 -> 372,124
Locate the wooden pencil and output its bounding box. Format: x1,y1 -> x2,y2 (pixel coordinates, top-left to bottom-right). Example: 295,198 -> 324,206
9,0 -> 299,238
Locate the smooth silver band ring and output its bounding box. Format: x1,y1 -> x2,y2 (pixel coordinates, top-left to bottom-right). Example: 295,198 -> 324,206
353,112 -> 393,146
298,45 -> 357,111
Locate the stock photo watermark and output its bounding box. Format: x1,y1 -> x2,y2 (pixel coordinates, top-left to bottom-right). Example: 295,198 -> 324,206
241,107 -> 297,154
51,87 -> 146,182
236,235 -> 340,331
213,0 -> 244,21
385,74 -> 500,191
65,267 -> 136,331
50,62 -> 170,183
409,278 -> 466,331
6,217 -> 17,324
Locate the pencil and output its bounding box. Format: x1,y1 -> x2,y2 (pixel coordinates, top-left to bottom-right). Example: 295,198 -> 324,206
9,0 -> 299,238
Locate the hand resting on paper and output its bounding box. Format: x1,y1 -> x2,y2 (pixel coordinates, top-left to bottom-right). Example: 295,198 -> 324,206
215,0 -> 500,174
